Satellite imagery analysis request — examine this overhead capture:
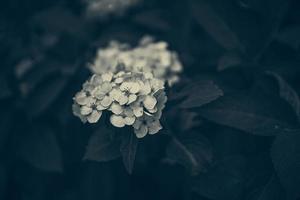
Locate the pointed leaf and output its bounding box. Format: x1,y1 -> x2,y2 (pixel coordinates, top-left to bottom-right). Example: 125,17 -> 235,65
17,127 -> 63,173
84,127 -> 121,162
253,175 -> 285,200
166,133 -> 213,175
190,0 -> 244,51
198,92 -> 295,135
192,155 -> 246,200
180,81 -> 223,109
267,71 -> 300,123
276,25 -> 300,49
26,74 -> 67,117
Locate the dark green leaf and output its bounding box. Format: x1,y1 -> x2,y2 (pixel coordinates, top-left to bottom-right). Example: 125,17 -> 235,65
218,51 -> 242,71
276,25 -> 300,49
180,81 -> 223,109
190,0 -> 244,52
252,175 -> 285,200
26,74 -> 67,117
17,127 -> 63,173
192,155 -> 246,200
198,92 -> 294,136
271,130 -> 300,200
266,71 -> 300,123
166,133 -> 213,175
120,133 -> 138,174
83,127 -> 121,162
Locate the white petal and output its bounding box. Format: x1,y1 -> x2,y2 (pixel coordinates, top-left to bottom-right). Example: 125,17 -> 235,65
72,104 -> 82,117
80,106 -> 92,115
134,125 -> 148,138
118,94 -> 128,105
125,116 -> 135,125
92,87 -> 106,100
143,72 -> 154,79
143,96 -> 157,110
127,94 -> 137,104
147,107 -> 158,113
114,77 -> 124,84
101,96 -> 113,107
139,82 -> 151,95
124,107 -> 134,117
110,115 -> 126,128
85,96 -> 96,107
129,82 -> 140,94
120,82 -> 129,92
101,82 -> 112,93
75,92 -> 88,105
115,71 -> 125,78
110,103 -> 123,115
90,74 -> 103,85
148,121 -> 162,135
83,83 -> 95,93
132,106 -> 144,117
110,89 -> 121,100
150,79 -> 164,92
133,119 -> 142,129
96,103 -> 106,111
101,72 -> 113,82
87,110 -> 102,123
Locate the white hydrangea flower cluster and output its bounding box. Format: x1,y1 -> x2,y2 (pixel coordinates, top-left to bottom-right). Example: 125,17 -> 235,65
89,36 -> 183,86
85,0 -> 139,18
73,70 -> 167,138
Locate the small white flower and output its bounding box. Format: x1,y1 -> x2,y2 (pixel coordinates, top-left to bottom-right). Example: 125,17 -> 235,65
73,65 -> 168,138
133,117 -> 162,138
89,36 -> 183,86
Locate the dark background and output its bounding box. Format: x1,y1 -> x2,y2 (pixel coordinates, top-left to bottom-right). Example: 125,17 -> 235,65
1,0 -> 300,200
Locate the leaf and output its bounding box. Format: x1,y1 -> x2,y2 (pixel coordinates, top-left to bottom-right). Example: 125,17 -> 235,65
83,127 -> 121,162
252,174 -> 285,200
198,92 -> 295,136
218,51 -> 242,71
191,0 -> 289,58
120,133 -> 138,174
192,155 -> 246,200
166,133 -> 213,175
271,130 -> 300,200
31,7 -> 88,38
190,0 -> 244,52
276,25 -> 300,49
266,71 -> 300,123
17,127 -> 63,173
180,81 -> 223,109
25,74 -> 68,117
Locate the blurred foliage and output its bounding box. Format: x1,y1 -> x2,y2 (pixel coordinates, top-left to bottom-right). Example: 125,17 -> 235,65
1,0 -> 300,200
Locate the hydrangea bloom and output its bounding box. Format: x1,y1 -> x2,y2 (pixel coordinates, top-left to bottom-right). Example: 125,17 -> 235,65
73,70 -> 167,138
85,0 -> 139,18
89,36 -> 183,86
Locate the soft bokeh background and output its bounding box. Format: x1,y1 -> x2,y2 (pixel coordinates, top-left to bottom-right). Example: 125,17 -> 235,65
1,0 -> 300,200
